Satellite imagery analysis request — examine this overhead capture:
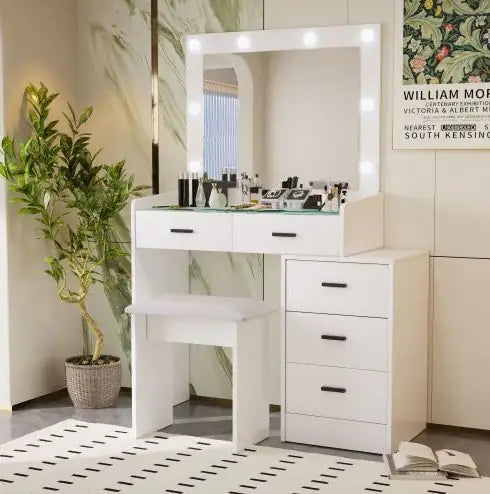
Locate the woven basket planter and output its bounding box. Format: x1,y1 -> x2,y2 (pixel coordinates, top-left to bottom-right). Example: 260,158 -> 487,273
65,356 -> 121,409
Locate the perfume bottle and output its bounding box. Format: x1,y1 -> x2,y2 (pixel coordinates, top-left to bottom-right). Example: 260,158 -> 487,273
208,183 -> 220,208
241,174 -> 251,203
250,173 -> 262,204
195,177 -> 206,208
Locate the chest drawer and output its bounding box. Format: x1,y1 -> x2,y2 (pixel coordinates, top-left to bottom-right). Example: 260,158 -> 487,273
286,363 -> 388,424
233,213 -> 339,256
286,260 -> 389,318
285,414 -> 387,454
286,312 -> 388,371
135,211 -> 232,252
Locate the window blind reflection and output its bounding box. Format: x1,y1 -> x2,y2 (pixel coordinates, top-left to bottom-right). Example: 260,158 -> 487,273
203,80 -> 239,180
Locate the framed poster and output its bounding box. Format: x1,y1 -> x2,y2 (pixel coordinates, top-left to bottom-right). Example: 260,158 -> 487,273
394,0 -> 490,149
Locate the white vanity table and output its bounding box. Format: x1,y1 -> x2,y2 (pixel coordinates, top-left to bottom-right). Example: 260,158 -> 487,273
131,194 -> 429,454
130,23 -> 430,455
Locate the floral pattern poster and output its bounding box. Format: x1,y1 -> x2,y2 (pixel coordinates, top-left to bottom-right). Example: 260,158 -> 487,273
394,0 -> 490,149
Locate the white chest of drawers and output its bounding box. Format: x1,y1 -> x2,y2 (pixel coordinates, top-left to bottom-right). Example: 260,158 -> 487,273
281,250 -> 429,454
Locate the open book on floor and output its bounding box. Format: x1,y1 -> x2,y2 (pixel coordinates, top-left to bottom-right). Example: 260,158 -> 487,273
384,442 -> 480,480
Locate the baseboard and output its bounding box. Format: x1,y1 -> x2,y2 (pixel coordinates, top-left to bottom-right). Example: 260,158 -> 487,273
10,387 -> 280,412
427,422 -> 490,436
190,394 -> 280,412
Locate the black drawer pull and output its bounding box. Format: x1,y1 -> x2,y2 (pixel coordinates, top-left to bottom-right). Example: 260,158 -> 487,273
321,335 -> 347,341
321,386 -> 346,394
170,228 -> 194,234
321,282 -> 347,288
271,232 -> 297,238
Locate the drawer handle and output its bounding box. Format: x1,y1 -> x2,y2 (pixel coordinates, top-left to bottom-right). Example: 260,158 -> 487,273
321,282 -> 348,288
321,386 -> 346,394
170,228 -> 194,234
271,232 -> 297,238
321,335 -> 347,341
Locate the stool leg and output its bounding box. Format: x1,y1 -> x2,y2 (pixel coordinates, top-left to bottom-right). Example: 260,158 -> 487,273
232,318 -> 270,451
131,313 -> 173,438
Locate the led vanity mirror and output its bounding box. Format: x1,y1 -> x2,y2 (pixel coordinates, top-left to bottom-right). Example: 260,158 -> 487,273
186,25 -> 381,198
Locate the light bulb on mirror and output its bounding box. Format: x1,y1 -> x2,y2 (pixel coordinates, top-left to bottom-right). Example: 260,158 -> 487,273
188,102 -> 202,116
189,160 -> 202,173
237,35 -> 251,50
360,98 -> 375,112
359,161 -> 375,176
187,38 -> 201,53
361,28 -> 375,44
303,31 -> 318,47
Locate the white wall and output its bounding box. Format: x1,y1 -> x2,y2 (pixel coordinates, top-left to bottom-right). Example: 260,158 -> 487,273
0,0 -> 82,406
263,48 -> 360,187
0,17 -> 11,410
265,0 -> 490,429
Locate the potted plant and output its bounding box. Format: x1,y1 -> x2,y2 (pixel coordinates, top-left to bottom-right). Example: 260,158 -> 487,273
0,83 -> 147,408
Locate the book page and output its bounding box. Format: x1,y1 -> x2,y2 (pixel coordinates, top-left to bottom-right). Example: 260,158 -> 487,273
436,450 -> 477,469
398,442 -> 437,463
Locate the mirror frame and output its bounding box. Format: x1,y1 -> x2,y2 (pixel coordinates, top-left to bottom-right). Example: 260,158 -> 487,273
185,24 -> 381,197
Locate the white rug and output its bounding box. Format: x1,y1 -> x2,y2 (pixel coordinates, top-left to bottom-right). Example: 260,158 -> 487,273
0,420 -> 488,493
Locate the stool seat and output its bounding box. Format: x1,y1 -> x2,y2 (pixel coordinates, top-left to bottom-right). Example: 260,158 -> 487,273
126,294 -> 276,322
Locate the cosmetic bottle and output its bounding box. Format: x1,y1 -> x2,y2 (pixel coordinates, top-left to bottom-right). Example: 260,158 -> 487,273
178,172 -> 185,207
241,174 -> 251,203
195,177 -> 206,207
340,189 -> 348,206
183,172 -> 189,207
230,168 -> 237,183
209,183 -> 220,208
326,184 -> 335,212
222,167 -> 228,182
191,172 -> 199,207
321,185 -> 328,210
339,183 -> 348,206
250,174 -> 263,204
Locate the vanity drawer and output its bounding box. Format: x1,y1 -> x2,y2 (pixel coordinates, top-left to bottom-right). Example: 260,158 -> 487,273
286,312 -> 388,371
233,213 -> 339,256
285,413 -> 387,454
286,260 -> 389,318
135,211 -> 232,251
286,363 -> 388,424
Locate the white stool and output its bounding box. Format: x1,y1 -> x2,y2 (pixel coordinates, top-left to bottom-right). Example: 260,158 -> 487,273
126,294 -> 275,451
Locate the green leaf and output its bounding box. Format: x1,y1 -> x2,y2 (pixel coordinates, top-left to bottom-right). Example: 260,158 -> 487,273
43,191 -> 51,209
19,138 -> 32,162
77,107 -> 93,127
404,0 -> 421,20
436,50 -> 484,83
442,0 -> 490,15
403,54 -> 416,84
455,17 -> 490,54
18,206 -> 40,215
405,11 -> 443,48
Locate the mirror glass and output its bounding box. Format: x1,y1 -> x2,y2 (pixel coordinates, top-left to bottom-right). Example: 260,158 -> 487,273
203,47 -> 361,188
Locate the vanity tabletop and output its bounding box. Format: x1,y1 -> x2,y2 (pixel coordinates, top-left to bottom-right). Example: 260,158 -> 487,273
142,206 -> 340,216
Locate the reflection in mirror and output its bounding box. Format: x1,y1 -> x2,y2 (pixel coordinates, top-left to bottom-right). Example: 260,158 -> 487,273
203,47 -> 360,189
203,68 -> 239,180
